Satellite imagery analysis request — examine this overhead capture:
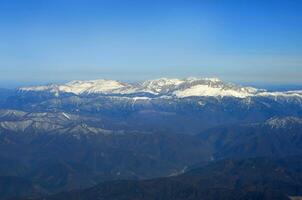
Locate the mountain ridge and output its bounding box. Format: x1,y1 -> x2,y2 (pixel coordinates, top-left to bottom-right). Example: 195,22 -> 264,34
26,156 -> 302,200
18,77 -> 285,98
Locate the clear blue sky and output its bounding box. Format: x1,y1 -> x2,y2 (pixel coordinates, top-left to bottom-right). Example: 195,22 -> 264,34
0,0 -> 301,87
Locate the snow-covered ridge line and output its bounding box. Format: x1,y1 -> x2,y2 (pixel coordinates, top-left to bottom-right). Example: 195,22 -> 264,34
18,77 -> 302,99
20,79 -> 133,95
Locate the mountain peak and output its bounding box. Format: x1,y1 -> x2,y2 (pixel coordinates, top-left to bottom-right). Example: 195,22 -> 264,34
19,79 -> 131,95
17,77 -> 261,98
141,78 -> 184,93
185,77 -> 221,82
18,77 -> 302,99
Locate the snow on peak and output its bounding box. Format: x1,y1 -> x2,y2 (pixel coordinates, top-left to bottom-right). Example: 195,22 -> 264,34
257,90 -> 302,98
20,79 -> 133,95
62,79 -> 128,94
185,77 -> 221,83
141,78 -> 184,93
18,77 -> 259,98
203,77 -> 221,82
142,78 -> 184,87
173,85 -> 255,98
172,77 -> 259,98
18,77 -> 302,99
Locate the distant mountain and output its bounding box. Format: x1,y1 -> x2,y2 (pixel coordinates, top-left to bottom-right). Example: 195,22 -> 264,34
9,77 -> 302,134
19,77 -> 302,98
1,78 -> 302,199
19,80 -> 134,96
200,117 -> 302,159
29,156 -> 302,200
0,87 -> 299,135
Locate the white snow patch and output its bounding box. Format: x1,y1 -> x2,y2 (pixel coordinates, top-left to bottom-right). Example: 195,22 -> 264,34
62,112 -> 71,120
173,85 -> 254,98
19,77 -> 302,100
257,90 -> 302,98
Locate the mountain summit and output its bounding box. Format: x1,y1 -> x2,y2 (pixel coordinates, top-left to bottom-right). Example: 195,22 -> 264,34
19,77 -> 302,99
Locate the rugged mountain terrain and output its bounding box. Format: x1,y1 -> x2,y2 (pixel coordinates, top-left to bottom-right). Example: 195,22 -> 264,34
0,78 -> 302,199
18,77 -> 302,98
0,109 -> 211,199
1,78 -> 301,135
1,109 -> 302,199
199,117 -> 302,159
27,156 -> 302,200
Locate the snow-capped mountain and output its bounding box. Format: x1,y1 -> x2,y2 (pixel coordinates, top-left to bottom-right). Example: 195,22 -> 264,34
18,77 -> 302,99
257,90 -> 302,98
17,77 -> 252,97
141,78 -> 185,94
19,79 -> 137,95
3,81 -> 302,200
171,77 -> 260,98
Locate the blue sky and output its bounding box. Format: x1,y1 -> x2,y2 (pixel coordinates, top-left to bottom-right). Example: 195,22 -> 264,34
0,0 -> 301,86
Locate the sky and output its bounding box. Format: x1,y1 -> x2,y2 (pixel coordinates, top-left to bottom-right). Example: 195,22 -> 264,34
0,0 -> 301,87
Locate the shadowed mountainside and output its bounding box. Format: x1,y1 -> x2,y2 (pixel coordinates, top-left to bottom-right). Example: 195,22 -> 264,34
27,156 -> 302,200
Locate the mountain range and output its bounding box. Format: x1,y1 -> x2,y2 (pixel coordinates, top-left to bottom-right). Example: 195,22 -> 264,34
28,156 -> 302,200
0,77 -> 302,199
18,77 -> 302,98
